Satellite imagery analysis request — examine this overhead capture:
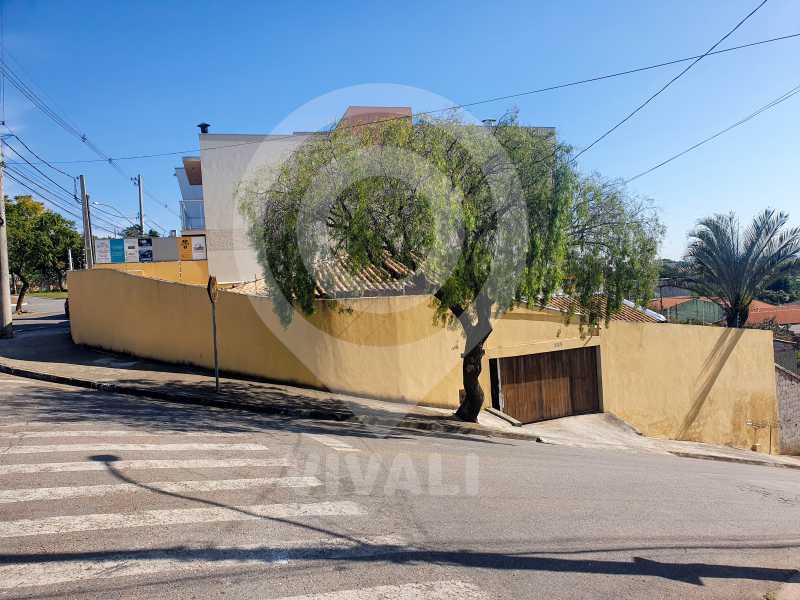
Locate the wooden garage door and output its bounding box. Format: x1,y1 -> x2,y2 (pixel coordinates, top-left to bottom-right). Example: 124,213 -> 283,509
498,347 -> 599,424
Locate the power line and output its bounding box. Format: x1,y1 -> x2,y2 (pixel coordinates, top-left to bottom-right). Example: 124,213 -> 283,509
3,131 -> 74,178
2,138 -> 75,197
4,165 -> 125,233
4,30 -> 799,166
4,171 -> 117,235
0,55 -> 179,220
1,125 -> 160,232
572,0 -> 769,161
625,82 -> 800,184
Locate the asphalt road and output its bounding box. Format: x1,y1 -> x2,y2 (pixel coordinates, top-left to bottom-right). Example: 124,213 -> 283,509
0,375 -> 799,600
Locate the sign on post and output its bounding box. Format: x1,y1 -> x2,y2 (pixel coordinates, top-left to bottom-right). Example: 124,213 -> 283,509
207,276 -> 219,304
207,276 -> 220,392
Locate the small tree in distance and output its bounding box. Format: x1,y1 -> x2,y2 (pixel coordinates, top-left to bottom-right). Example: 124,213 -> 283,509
241,113 -> 661,421
5,195 -> 84,312
120,224 -> 160,238
681,210 -> 800,328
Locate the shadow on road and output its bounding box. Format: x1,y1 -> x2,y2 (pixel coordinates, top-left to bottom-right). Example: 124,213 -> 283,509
1,540 -> 798,588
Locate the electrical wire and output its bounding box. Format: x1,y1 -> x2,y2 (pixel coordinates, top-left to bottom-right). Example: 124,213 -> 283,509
0,55 -> 179,220
625,82 -> 800,184
3,130 -> 74,178
4,165 -> 126,233
4,170 -> 117,235
4,30 -> 798,165
2,138 -> 75,196
572,0 -> 769,162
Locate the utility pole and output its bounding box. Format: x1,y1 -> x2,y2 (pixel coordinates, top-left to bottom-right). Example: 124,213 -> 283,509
79,175 -> 93,269
67,248 -> 73,271
0,143 -> 13,338
136,174 -> 144,235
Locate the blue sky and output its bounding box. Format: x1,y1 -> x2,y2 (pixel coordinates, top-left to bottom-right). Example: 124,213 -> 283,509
4,0 -> 799,257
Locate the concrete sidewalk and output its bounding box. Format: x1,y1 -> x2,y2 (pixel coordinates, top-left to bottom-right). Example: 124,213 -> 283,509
2,308 -> 799,469
0,310 -> 538,441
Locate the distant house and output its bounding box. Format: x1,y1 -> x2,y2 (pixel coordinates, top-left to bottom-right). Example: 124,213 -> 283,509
649,296 -> 725,324
174,106 -> 556,284
650,296 -> 800,329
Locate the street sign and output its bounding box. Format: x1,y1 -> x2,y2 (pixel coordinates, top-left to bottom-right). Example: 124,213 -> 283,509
207,276 -> 219,304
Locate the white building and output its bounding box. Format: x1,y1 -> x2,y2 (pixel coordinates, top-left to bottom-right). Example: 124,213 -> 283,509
175,107 -> 555,284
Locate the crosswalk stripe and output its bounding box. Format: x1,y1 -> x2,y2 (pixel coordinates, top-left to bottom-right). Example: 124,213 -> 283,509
0,430 -> 254,437
276,581 -> 491,599
0,535 -> 406,590
0,501 -> 366,538
0,458 -> 294,476
304,434 -> 361,452
0,476 -> 321,503
0,442 -> 268,454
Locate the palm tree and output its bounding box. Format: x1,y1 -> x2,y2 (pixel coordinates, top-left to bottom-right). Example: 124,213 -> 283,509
682,210 -> 800,328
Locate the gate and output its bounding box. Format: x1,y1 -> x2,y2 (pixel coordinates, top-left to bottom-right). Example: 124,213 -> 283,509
495,346 -> 600,424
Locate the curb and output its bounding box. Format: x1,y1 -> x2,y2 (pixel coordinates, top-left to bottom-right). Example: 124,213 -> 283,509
0,361 -> 542,443
0,361 -> 352,422
668,451 -> 800,471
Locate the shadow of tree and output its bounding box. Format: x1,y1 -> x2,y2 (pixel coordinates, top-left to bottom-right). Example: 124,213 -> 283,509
0,378 -> 507,446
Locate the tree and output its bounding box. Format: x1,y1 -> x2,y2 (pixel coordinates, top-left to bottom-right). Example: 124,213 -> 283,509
240,114 -> 661,421
681,210 -> 800,327
120,224 -> 160,238
5,195 -> 84,312
758,274 -> 800,304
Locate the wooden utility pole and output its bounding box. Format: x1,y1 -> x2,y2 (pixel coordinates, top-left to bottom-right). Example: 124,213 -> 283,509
0,143 -> 13,338
79,175 -> 93,269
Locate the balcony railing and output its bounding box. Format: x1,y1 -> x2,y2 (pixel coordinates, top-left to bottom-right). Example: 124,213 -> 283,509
180,200 -> 205,231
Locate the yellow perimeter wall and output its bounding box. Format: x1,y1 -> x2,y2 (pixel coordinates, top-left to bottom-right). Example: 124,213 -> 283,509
68,269 -> 778,452
94,261 -> 209,285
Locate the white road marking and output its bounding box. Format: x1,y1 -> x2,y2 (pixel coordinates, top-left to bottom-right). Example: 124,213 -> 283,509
0,457 -> 294,475
0,535 -> 406,589
0,442 -> 268,454
275,581 -> 492,599
0,476 -> 321,503
0,500 -> 366,538
305,434 -> 361,452
0,430 -> 254,438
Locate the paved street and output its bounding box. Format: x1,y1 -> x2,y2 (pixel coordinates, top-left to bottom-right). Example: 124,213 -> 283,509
0,375 -> 798,599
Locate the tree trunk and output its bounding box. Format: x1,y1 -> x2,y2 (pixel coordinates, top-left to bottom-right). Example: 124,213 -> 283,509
454,337 -> 487,422
15,277 -> 29,314
725,304 -> 749,328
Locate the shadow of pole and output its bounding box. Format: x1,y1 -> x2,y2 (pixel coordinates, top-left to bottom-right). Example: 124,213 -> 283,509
87,454 -> 363,545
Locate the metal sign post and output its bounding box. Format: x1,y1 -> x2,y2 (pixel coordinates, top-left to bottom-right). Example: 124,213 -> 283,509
207,276 -> 220,393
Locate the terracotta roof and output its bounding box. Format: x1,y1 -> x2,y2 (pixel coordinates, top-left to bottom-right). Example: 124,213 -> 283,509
230,254 -> 425,299
337,106 -> 412,130
546,295 -> 665,323
648,295 -> 800,326
230,262 -> 663,323
747,302 -> 800,325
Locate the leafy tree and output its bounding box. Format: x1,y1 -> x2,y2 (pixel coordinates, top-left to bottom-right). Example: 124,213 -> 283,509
120,224 -> 160,238
658,258 -> 687,280
681,210 -> 800,327
758,274 -> 800,304
240,114 -> 661,421
5,195 -> 84,312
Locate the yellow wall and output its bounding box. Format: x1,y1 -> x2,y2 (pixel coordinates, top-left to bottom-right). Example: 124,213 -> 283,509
68,269 -> 779,452
600,322 -> 778,453
94,261 -> 209,285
